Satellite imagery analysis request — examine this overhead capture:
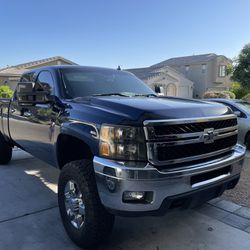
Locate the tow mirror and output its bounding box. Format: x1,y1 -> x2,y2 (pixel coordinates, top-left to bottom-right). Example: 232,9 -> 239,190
16,82 -> 50,104
16,82 -> 35,104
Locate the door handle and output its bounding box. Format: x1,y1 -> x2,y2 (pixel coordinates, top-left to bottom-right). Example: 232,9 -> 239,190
10,108 -> 16,113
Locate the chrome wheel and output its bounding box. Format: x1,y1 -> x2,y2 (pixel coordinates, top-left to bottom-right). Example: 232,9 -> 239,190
64,180 -> 85,229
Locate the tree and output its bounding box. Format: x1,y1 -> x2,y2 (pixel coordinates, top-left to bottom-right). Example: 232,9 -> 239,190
230,81 -> 249,99
0,85 -> 13,98
232,43 -> 250,88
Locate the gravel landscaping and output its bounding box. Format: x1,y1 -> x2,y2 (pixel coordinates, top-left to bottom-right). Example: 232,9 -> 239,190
223,151 -> 250,207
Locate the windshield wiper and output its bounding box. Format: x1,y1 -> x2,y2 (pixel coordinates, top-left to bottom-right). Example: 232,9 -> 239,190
92,93 -> 130,97
133,93 -> 157,97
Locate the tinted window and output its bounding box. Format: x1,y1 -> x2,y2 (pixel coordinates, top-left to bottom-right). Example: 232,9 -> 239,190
36,71 -> 54,92
60,68 -> 155,98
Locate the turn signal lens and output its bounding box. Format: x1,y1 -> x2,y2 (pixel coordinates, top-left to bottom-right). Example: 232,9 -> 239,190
99,125 -> 146,161
100,142 -> 110,156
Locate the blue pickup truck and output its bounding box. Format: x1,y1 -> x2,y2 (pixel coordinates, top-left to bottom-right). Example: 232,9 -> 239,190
0,65 -> 246,248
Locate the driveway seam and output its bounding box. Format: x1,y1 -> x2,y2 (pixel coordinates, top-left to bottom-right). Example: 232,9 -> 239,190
0,205 -> 58,224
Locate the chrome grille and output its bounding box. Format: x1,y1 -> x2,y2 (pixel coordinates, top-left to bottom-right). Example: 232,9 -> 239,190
143,114 -> 238,167
154,119 -> 237,136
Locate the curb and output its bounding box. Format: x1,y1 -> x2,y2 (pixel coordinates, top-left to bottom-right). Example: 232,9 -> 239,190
197,197 -> 250,233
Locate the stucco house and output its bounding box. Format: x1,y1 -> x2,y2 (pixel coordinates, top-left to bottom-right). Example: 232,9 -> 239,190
127,66 -> 194,98
0,56 -> 77,90
151,53 -> 232,98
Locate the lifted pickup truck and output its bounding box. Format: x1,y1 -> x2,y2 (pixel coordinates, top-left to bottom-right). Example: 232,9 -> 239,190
0,65 -> 245,248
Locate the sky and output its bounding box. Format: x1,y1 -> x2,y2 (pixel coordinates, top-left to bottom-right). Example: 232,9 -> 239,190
0,0 -> 250,69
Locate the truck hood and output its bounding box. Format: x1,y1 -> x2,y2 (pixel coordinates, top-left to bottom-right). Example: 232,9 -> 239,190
69,96 -> 232,125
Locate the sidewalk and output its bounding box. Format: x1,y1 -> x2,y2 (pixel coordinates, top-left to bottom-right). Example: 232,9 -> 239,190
0,150 -> 249,250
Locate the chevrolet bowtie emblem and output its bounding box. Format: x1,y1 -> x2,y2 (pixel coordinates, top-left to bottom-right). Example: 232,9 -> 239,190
203,128 -> 218,144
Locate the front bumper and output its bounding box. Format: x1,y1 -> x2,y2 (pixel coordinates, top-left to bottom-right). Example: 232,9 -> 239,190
94,144 -> 245,216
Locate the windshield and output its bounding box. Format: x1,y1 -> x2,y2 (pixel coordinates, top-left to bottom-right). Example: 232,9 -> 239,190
60,68 -> 155,98
236,101 -> 250,114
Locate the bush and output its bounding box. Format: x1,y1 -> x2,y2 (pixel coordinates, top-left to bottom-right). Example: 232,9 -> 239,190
203,90 -> 235,99
0,85 -> 13,98
242,93 -> 250,102
230,82 -> 250,99
223,90 -> 236,99
0,85 -> 14,98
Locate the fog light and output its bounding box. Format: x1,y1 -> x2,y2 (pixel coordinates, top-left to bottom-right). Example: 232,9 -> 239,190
123,191 -> 146,201
105,177 -> 116,192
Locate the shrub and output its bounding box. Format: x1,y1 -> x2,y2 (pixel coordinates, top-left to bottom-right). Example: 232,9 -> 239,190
230,82 -> 250,99
0,85 -> 14,98
223,90 -> 236,99
242,93 -> 250,102
203,90 -> 235,99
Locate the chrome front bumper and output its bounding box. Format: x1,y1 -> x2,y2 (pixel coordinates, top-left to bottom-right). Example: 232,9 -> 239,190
94,144 -> 246,215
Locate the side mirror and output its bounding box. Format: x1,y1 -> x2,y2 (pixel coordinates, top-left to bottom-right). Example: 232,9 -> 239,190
233,110 -> 245,118
234,111 -> 241,117
17,81 -> 34,94
16,82 -> 51,104
16,82 -> 35,104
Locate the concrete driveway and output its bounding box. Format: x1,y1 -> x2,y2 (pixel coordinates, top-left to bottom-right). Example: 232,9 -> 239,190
0,150 -> 250,250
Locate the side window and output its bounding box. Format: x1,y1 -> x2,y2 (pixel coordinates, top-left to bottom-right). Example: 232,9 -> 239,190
35,71 -> 54,93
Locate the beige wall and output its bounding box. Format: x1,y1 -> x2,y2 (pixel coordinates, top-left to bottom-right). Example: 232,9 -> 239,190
144,73 -> 193,98
170,56 -> 232,98
209,56 -> 231,90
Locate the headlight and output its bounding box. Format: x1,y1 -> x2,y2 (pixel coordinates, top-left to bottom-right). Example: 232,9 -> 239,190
99,125 -> 146,161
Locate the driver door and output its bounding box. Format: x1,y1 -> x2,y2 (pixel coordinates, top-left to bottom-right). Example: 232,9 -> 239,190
9,70 -> 58,165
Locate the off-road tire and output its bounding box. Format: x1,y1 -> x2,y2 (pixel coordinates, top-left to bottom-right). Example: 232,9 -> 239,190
58,159 -> 115,249
0,133 -> 12,164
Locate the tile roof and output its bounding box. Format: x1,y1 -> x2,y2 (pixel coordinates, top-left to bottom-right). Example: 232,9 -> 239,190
127,67 -> 157,79
0,68 -> 28,76
14,56 -> 77,69
0,56 -> 77,75
127,65 -> 189,81
151,53 -> 229,68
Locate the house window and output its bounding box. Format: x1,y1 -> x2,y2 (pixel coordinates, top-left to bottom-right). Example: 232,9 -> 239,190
219,65 -> 226,77
202,64 -> 206,73
185,65 -> 190,72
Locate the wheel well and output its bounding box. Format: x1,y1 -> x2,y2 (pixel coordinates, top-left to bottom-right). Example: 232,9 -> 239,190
57,134 -> 93,169
245,131 -> 250,144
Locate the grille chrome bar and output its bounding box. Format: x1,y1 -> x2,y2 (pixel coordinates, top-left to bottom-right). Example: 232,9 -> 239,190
144,125 -> 238,143
147,146 -> 233,166
143,115 -> 238,167
143,114 -> 236,126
